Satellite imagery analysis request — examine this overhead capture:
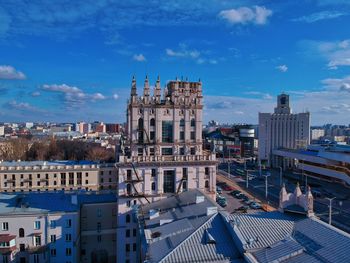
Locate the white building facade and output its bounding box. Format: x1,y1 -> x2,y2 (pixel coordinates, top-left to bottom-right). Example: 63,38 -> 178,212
258,93 -> 310,167
116,76 -> 217,263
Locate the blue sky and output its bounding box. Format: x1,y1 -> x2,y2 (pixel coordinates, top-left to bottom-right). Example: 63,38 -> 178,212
1,0 -> 350,125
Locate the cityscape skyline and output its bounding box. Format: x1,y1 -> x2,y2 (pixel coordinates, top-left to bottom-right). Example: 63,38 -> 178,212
1,1 -> 350,125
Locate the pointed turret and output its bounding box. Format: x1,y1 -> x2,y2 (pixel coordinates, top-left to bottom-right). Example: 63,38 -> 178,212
154,75 -> 161,103
306,186 -> 314,217
279,183 -> 288,212
143,75 -> 150,102
294,182 -> 302,205
130,76 -> 138,103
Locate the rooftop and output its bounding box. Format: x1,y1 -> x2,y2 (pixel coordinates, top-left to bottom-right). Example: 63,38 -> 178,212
0,160 -> 97,167
0,191 -> 117,215
138,190 -> 243,263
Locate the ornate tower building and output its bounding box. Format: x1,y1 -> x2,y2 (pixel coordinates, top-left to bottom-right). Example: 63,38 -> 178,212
116,76 -> 217,263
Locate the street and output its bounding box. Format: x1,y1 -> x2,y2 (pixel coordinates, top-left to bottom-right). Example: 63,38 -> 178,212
218,159 -> 350,233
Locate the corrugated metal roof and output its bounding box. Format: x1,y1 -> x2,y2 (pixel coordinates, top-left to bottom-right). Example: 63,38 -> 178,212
161,214 -> 242,263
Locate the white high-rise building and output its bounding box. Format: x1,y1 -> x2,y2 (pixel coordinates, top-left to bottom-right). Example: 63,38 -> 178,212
116,76 -> 217,263
0,126 -> 4,136
258,93 -> 310,167
311,128 -> 325,140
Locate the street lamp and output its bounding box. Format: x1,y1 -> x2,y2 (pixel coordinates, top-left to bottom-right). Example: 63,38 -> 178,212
264,172 -> 270,199
325,197 -> 336,225
246,170 -> 249,189
278,166 -> 283,186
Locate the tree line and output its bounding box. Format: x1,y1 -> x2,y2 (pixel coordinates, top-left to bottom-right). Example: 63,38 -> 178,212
0,138 -> 115,162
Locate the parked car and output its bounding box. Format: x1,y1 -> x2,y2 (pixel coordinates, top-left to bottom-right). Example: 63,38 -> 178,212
241,195 -> 249,201
222,185 -> 234,191
245,199 -> 254,205
216,195 -> 226,202
231,190 -> 241,196
216,186 -> 222,194
250,202 -> 262,209
235,206 -> 249,213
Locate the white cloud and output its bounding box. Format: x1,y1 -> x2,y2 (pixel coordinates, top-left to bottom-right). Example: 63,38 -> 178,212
219,6 -> 272,25
42,83 -> 107,108
133,53 -> 146,62
276,64 -> 288,72
6,100 -> 43,112
301,39 -> 350,69
292,11 -> 346,23
0,65 -> 26,80
321,75 -> 350,92
113,93 -> 119,100
165,44 -> 217,65
31,91 -> 41,97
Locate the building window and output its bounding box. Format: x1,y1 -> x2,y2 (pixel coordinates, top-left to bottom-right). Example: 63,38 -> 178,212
97,222 -> 101,232
190,131 -> 195,140
138,148 -> 143,156
138,118 -> 144,130
66,234 -> 72,242
20,243 -> 25,251
190,147 -> 195,155
150,131 -> 155,141
50,220 -> 56,229
150,147 -> 155,156
163,170 -> 175,193
51,235 -> 56,243
51,249 -> 56,257
180,147 -> 185,155
97,208 -> 102,217
133,228 -> 137,237
66,248 -> 72,256
126,229 -> 130,238
33,254 -> 39,263
34,236 -> 41,246
180,119 -> 185,127
126,214 -> 131,223
34,221 -> 41,230
183,168 -> 188,180
126,244 -> 130,253
151,169 -> 156,177
180,131 -> 185,141
205,167 -> 210,175
161,147 -> 173,156
205,180 -> 209,188
97,235 -> 102,242
61,173 -> 66,185
66,219 -> 72,228
191,119 -> 195,127
69,173 -> 74,185
37,174 -> 40,179
151,182 -> 156,191
37,181 -> 40,186
19,228 -> 25,237
126,184 -> 132,195
182,181 -> 187,191
162,121 -> 173,143
2,222 -> 8,231
150,118 -> 155,126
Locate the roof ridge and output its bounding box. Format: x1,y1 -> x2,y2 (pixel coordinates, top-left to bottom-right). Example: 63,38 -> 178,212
159,213 -> 218,263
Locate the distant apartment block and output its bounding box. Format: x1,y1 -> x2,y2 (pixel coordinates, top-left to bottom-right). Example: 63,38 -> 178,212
116,76 -> 217,262
76,122 -> 90,134
0,192 -> 117,263
0,126 -> 4,137
259,93 -> 310,167
311,128 -> 325,141
0,161 -> 117,193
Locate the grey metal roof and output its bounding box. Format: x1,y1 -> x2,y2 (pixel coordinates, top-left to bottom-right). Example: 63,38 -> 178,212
0,160 -> 97,167
227,211 -> 298,250
227,211 -> 350,263
140,190 -> 243,263
161,213 -> 242,263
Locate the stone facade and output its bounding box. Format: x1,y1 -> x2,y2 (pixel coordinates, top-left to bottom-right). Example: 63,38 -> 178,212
116,76 -> 217,263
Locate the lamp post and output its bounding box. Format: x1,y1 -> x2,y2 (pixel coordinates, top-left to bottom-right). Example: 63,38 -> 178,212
228,148 -> 231,176
246,170 -> 249,189
265,172 -> 270,199
278,166 -> 283,186
325,197 -> 336,225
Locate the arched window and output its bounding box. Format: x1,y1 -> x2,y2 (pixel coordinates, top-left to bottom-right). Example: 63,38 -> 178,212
205,180 -> 209,188
191,119 -> 195,127
151,182 -> 156,191
138,118 -> 144,130
126,184 -> 132,195
19,228 -> 25,238
126,214 -> 131,223
180,119 -> 185,127
150,118 -> 155,126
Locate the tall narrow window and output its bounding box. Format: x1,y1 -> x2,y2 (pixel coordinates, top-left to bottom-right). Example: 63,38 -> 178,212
150,118 -> 155,126
162,121 -> 173,143
180,119 -> 185,127
191,119 -> 195,127
19,228 -> 24,237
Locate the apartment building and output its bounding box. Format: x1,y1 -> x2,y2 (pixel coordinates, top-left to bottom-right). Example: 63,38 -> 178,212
116,76 -> 217,263
0,192 -> 118,263
0,161 -> 117,193
259,93 -> 310,167
0,193 -> 79,263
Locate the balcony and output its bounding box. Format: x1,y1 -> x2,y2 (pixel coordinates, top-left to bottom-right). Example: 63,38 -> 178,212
120,153 -> 216,164
26,244 -> 48,254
